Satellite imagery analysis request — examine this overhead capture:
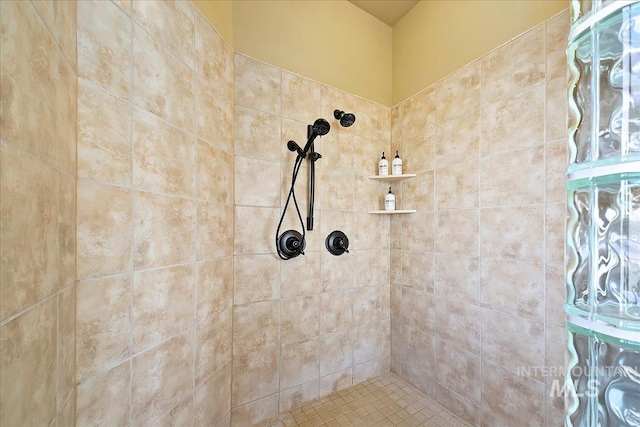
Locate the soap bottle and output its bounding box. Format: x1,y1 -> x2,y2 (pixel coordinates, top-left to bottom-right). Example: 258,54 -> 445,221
385,187 -> 395,211
392,151 -> 403,175
378,152 -> 388,176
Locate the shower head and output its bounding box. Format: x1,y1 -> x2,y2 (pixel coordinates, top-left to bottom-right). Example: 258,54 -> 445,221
334,110 -> 356,127
313,118 -> 330,136
298,118 -> 331,159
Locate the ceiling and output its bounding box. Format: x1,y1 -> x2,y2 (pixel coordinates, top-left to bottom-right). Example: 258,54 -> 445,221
349,0 -> 420,26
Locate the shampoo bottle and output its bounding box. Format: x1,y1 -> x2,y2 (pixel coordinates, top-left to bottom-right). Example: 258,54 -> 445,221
378,152 -> 388,176
385,187 -> 396,211
392,151 -> 403,175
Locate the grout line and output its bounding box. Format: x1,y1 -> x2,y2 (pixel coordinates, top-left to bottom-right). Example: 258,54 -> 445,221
192,1 -> 199,398
55,286 -> 60,416
542,17 -> 550,427
128,9 -> 135,426
0,293 -> 57,328
478,42 -> 485,423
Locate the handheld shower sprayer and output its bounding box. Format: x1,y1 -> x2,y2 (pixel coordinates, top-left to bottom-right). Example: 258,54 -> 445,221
277,118 -> 330,260
287,118 -> 330,159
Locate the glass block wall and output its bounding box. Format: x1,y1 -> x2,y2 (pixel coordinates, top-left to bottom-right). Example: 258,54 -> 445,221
566,1 -> 640,425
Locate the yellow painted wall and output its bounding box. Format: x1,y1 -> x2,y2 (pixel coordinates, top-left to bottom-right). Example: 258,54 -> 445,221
232,0 -> 393,106
193,0 -> 567,106
193,0 -> 234,46
392,0 -> 568,104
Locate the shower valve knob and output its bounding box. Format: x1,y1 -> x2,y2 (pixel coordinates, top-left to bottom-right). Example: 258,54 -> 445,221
278,229 -> 306,259
325,230 -> 349,256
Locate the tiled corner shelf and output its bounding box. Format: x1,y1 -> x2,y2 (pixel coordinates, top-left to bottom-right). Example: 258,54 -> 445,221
368,174 -> 417,215
367,173 -> 416,181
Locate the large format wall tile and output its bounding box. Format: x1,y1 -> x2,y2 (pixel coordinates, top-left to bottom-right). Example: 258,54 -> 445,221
76,361 -> 131,427
235,106 -> 281,161
233,300 -> 279,355
194,363 -> 231,426
436,61 -> 481,125
435,209 -> 479,256
133,108 -> 197,196
479,205 -> 544,262
133,25 -> 195,131
133,191 -> 196,269
235,156 -> 281,207
195,309 -> 232,385
481,360 -> 545,427
198,139 -> 234,204
76,275 -> 131,381
402,87 -> 436,138
132,330 -> 194,425
197,201 -> 233,260
195,12 -> 233,100
0,298 -> 56,427
132,0 -> 195,68
232,346 -> 279,406
480,258 -> 545,322
281,295 -> 320,344
280,339 -> 319,390
1,144 -> 59,319
481,25 -> 545,105
77,79 -> 132,185
434,255 -> 479,304
480,145 -> 545,207
435,160 -> 479,210
435,340 -> 481,404
132,264 -> 196,352
197,76 -> 233,146
481,309 -> 544,372
481,85 -> 545,156
234,254 -> 280,304
196,258 -> 233,321
434,298 -> 481,354
402,325 -> 435,376
282,71 -> 322,123
77,181 -> 132,279
78,0 -> 131,99
235,54 -> 281,114
0,2 -> 61,165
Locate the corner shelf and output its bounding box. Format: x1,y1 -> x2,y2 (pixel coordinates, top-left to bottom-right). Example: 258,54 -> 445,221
367,173 -> 416,181
368,210 -> 417,215
368,173 -> 417,215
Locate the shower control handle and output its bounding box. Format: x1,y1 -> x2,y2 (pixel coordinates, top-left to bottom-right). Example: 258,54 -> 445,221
325,230 -> 349,256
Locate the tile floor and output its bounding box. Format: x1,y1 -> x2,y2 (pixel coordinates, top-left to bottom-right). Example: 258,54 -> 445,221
258,372 -> 472,427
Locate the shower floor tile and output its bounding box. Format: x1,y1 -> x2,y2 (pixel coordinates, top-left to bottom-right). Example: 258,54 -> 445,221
259,372 -> 471,427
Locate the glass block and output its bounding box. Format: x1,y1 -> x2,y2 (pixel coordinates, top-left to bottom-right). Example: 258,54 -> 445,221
593,334 -> 640,426
567,326 -> 640,427
597,11 -> 625,160
598,4 -> 640,160
567,328 -> 593,427
571,32 -> 594,164
594,175 -> 640,327
568,185 -> 592,312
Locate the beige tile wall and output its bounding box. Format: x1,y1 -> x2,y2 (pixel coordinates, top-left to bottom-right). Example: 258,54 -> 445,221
1,2 -> 569,426
74,1 -> 233,425
389,11 -> 569,427
232,53 -> 393,424
0,0 -> 77,425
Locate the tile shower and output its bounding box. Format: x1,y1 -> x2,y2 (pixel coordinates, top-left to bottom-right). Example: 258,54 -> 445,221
0,1 -> 570,427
